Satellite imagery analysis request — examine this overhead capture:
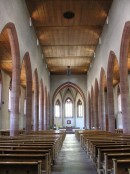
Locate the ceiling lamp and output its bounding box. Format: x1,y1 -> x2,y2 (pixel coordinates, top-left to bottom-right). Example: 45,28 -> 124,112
63,11 -> 75,19
67,66 -> 71,75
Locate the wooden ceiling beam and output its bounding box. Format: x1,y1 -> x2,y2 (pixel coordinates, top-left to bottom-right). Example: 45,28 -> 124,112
36,25 -> 102,31
45,56 -> 92,59
42,44 -> 96,47
0,59 -> 12,63
48,65 -> 89,69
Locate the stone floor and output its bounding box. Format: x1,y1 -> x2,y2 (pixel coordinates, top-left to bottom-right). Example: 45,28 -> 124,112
52,134 -> 97,174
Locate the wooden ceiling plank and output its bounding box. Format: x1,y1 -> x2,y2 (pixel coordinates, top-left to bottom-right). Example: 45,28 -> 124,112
36,25 -> 102,31
26,0 -> 113,75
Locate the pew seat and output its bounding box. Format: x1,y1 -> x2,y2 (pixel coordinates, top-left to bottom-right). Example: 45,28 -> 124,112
0,161 -> 42,174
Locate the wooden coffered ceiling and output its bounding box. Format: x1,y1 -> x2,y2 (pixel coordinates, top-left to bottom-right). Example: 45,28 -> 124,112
26,0 -> 113,75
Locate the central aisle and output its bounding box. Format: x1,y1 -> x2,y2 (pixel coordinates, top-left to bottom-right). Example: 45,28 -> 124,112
52,134 -> 97,174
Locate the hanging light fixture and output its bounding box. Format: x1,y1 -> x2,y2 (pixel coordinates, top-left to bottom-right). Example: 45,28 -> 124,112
67,66 -> 71,75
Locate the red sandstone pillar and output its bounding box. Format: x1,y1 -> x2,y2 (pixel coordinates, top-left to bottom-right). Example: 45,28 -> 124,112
107,80 -> 115,132
7,24 -> 20,136
33,70 -> 39,131
44,87 -> 47,130
99,89 -> 106,130
88,93 -> 91,129
39,82 -> 43,130
94,90 -> 99,129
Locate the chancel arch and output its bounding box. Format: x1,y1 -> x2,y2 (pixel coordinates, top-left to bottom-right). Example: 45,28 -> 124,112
52,82 -> 86,129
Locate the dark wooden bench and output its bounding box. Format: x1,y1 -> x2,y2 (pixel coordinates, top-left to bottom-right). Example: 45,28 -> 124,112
0,161 -> 42,174
92,143 -> 130,163
112,158 -> 130,174
0,154 -> 49,174
0,144 -> 55,163
103,153 -> 130,174
0,148 -> 52,171
97,148 -> 130,174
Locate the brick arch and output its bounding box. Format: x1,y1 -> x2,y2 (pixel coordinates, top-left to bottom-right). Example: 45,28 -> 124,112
22,52 -> 32,133
120,21 -> 130,133
1,23 -> 20,136
107,51 -> 119,132
94,78 -> 99,129
91,86 -> 94,128
52,82 -> 86,127
39,79 -> 43,130
88,91 -> 91,129
99,67 -> 107,130
33,69 -> 39,131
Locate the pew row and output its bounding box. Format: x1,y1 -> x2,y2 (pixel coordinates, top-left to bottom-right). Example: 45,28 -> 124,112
0,161 -> 42,174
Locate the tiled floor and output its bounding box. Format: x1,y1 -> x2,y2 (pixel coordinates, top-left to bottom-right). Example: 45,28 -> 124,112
52,134 -> 97,174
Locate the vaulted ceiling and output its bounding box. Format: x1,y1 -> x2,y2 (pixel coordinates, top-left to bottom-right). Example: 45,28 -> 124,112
25,0 -> 113,75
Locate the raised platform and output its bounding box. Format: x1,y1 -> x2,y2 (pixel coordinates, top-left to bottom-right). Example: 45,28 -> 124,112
59,127 -> 80,134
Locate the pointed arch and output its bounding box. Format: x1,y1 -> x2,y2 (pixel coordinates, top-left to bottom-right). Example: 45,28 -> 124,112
52,82 -> 86,127
107,51 -> 119,132
1,23 -> 20,136
120,21 -> 130,133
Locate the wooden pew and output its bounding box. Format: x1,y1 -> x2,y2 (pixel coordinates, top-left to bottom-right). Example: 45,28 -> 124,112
0,145 -> 55,164
112,158 -> 130,174
0,161 -> 42,174
97,148 -> 130,174
92,143 -> 130,163
0,154 -> 49,174
104,153 -> 130,174
0,149 -> 52,172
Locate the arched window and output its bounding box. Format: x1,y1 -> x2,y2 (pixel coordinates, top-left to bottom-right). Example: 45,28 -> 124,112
55,99 -> 60,117
77,99 -> 83,117
65,98 -> 72,117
